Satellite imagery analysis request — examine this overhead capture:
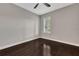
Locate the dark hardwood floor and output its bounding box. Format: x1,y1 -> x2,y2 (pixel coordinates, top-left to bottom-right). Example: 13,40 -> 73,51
0,39 -> 42,56
0,38 -> 79,56
40,38 -> 79,56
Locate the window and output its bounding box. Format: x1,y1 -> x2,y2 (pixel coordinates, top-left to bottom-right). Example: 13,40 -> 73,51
43,16 -> 52,33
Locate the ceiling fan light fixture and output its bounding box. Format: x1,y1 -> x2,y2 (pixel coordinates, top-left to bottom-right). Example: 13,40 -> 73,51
34,3 -> 51,9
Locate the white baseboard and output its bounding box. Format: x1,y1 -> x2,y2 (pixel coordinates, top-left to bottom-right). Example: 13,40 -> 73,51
0,35 -> 39,50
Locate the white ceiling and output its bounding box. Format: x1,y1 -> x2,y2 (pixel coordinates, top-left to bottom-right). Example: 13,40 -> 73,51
14,3 -> 73,15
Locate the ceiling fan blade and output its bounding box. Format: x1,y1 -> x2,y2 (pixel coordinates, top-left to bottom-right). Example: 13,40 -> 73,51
44,3 -> 51,7
34,3 -> 39,9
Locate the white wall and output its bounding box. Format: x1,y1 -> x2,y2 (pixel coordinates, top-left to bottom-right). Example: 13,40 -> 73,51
41,4 -> 79,46
1,3 -> 79,49
0,3 -> 39,49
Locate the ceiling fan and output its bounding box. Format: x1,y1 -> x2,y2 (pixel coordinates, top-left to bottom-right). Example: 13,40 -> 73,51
34,3 -> 51,9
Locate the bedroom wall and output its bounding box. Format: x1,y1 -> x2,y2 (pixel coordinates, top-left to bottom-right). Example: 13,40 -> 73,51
41,4 -> 79,46
0,3 -> 39,49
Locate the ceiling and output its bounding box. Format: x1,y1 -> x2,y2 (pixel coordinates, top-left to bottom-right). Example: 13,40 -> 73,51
14,3 -> 73,15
